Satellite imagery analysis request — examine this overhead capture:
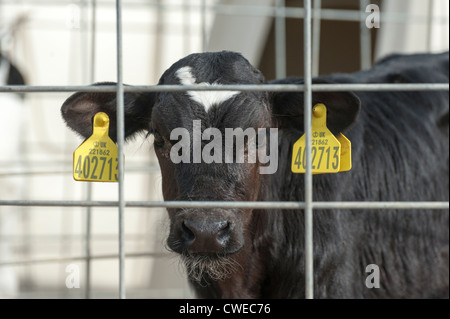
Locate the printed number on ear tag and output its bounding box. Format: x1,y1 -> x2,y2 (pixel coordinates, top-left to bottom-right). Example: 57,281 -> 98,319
291,103 -> 350,174
73,112 -> 119,182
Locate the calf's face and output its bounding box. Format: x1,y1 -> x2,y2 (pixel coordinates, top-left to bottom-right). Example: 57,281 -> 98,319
61,51 -> 360,283
61,52 -> 274,281
150,58 -> 272,258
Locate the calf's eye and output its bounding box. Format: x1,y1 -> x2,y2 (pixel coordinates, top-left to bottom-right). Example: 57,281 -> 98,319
152,130 -> 165,148
255,130 -> 268,149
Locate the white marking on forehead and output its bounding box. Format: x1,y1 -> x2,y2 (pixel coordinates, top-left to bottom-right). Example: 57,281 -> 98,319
175,66 -> 239,112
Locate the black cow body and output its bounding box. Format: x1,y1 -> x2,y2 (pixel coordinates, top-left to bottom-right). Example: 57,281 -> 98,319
61,51 -> 449,298
260,52 -> 449,298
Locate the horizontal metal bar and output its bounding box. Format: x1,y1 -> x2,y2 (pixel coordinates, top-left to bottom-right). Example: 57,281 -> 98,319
0,166 -> 160,177
0,200 -> 448,210
314,202 -> 449,210
213,5 -> 449,24
0,251 -> 168,267
0,234 -> 152,242
310,83 -> 449,92
1,0 -> 448,24
0,160 -> 149,167
1,83 -> 448,93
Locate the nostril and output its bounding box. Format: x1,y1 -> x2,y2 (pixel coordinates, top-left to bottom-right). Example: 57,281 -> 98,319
181,220 -> 195,242
217,221 -> 232,242
179,219 -> 235,253
218,221 -> 230,232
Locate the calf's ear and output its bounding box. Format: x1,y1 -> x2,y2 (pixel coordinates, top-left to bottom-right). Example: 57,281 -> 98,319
270,78 -> 361,135
61,82 -> 155,142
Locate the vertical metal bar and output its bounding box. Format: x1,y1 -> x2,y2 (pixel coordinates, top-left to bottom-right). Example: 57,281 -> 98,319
80,0 -> 88,86
312,0 -> 321,77
182,0 -> 191,55
303,0 -> 314,300
153,1 -> 164,77
84,183 -> 92,299
84,0 -> 97,300
115,0 -> 126,299
360,0 -> 371,70
427,0 -> 435,51
90,0 -> 97,83
275,0 -> 286,79
201,0 -> 207,52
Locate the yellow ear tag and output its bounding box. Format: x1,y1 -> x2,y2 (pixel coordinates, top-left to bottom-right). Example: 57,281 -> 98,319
291,104 -> 341,174
337,133 -> 351,172
73,112 -> 119,182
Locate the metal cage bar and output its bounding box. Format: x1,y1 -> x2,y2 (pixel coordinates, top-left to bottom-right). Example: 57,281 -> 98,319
1,83 -> 448,93
312,0 -> 322,77
0,0 -> 448,300
275,0 -> 287,79
0,199 -> 448,210
303,0 -> 314,299
115,0 -> 126,299
84,0 -> 97,299
2,1 -> 448,23
360,0 -> 372,70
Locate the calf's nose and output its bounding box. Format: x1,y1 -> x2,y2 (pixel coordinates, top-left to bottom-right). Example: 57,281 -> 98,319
180,218 -> 232,253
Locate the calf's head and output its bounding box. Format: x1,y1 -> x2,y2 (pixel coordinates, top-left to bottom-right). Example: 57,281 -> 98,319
61,51 -> 360,282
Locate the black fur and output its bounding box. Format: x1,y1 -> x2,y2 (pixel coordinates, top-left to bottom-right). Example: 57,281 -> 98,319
255,51 -> 449,298
60,51 -> 449,298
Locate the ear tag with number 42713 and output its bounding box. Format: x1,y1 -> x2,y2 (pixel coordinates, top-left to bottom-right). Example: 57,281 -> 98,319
73,112 -> 119,182
291,103 -> 351,174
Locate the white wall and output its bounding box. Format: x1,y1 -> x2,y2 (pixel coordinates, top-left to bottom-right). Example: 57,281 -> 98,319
0,57 -> 24,297
0,0 -> 217,298
207,0 -> 274,66
376,0 -> 449,59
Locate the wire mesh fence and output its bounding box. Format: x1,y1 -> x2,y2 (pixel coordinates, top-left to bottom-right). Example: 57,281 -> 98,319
0,0 -> 448,299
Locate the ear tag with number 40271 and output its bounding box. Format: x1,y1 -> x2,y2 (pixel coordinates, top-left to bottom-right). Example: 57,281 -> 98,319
73,112 -> 119,182
291,103 -> 351,174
